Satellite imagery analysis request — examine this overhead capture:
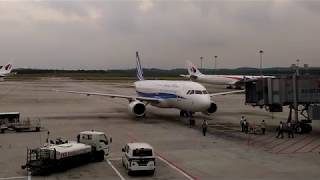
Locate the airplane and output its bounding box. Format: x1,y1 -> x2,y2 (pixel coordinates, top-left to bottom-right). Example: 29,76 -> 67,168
56,52 -> 244,118
181,60 -> 275,89
0,63 -> 14,79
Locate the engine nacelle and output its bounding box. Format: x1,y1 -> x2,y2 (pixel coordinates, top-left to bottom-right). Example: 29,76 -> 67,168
128,100 -> 146,117
206,102 -> 217,114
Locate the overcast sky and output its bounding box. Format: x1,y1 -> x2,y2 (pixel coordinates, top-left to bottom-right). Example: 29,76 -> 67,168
0,0 -> 319,69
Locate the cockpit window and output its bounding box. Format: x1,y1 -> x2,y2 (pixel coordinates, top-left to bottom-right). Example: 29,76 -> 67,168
189,90 -> 194,95
186,90 -> 191,95
202,90 -> 208,94
195,90 -> 202,94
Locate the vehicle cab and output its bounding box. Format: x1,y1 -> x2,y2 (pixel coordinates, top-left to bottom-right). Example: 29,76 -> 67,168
122,142 -> 155,175
78,131 -> 112,156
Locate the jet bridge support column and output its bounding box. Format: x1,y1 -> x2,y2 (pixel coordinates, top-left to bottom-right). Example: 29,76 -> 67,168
292,73 -> 299,123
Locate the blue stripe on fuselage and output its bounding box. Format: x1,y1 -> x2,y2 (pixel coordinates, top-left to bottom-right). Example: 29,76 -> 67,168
136,91 -> 179,99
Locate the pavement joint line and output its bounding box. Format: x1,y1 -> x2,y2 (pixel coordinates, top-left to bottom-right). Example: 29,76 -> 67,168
107,159 -> 126,180
0,177 -> 27,180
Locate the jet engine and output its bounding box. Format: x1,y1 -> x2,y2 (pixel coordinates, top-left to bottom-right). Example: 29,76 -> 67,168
128,100 -> 146,117
206,102 -> 217,114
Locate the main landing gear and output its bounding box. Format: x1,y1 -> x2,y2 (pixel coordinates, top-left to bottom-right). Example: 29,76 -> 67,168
180,110 -> 193,117
180,110 -> 195,126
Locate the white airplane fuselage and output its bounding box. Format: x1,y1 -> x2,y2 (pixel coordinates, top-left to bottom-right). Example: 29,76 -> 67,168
134,80 -> 211,112
194,74 -> 274,86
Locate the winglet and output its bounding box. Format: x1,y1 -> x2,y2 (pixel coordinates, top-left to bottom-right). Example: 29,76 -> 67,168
136,51 -> 144,81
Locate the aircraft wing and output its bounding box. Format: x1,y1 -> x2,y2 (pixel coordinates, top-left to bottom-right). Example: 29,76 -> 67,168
180,74 -> 190,78
210,90 -> 245,97
54,90 -> 160,103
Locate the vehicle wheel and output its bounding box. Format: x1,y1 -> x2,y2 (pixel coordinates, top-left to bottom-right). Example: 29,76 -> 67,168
150,170 -> 155,175
96,151 -> 104,162
295,126 -> 302,134
127,168 -> 132,176
303,124 -> 312,133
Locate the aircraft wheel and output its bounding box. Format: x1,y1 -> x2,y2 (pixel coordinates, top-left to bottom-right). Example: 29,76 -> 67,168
180,110 -> 186,117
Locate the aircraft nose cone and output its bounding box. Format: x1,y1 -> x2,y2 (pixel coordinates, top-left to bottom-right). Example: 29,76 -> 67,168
196,96 -> 211,111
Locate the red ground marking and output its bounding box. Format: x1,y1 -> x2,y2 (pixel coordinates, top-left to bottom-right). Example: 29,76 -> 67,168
292,137 -> 317,153
310,144 -> 320,153
156,152 -> 199,180
274,136 -> 309,154
268,139 -> 290,149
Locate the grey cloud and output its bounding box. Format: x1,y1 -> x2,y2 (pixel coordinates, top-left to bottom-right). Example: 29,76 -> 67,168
0,0 -> 319,69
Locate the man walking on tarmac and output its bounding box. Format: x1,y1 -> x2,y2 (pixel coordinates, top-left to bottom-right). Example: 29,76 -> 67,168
276,121 -> 284,138
261,120 -> 266,135
240,116 -> 246,132
287,122 -> 294,138
243,119 -> 249,134
202,119 -> 208,136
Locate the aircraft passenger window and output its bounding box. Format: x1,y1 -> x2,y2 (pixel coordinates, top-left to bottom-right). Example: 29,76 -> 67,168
202,90 -> 208,94
195,90 -> 202,94
190,90 -> 194,95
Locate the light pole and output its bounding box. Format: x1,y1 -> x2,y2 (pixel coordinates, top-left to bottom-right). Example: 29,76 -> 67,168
200,56 -> 204,70
296,59 -> 300,76
259,50 -> 264,77
214,56 -> 218,74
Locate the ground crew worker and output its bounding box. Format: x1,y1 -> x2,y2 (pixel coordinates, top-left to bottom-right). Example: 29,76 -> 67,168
202,120 -> 208,136
287,122 -> 294,138
276,121 -> 284,138
240,116 -> 246,132
243,119 -> 248,133
261,120 -> 266,135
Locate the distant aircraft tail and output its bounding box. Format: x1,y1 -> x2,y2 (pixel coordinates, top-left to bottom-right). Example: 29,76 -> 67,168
136,51 -> 144,81
0,63 -> 13,73
186,60 -> 203,76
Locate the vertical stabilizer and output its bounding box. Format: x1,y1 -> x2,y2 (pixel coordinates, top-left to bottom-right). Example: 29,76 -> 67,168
186,60 -> 203,76
136,51 -> 144,81
0,63 -> 13,74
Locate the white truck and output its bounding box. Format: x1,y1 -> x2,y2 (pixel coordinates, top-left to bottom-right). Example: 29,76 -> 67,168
22,131 -> 112,175
122,142 -> 155,175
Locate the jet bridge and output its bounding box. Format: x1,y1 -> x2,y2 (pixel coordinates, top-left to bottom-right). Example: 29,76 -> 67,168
245,75 -> 320,133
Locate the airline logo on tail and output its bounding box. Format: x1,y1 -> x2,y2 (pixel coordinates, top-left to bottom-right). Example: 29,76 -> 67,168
4,64 -> 12,71
187,60 -> 202,76
0,63 -> 14,77
0,63 -> 13,72
136,51 -> 144,81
